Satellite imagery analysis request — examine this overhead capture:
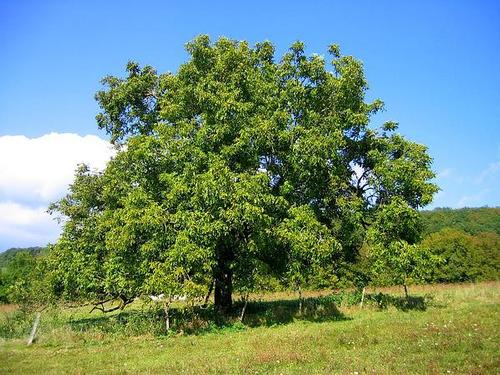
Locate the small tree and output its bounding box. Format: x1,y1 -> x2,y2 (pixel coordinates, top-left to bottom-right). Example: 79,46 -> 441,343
367,197 -> 440,297
369,240 -> 437,297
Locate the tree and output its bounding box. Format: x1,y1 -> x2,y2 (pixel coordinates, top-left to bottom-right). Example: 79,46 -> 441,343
49,36 -> 437,315
369,240 -> 438,297
472,231 -> 500,281
365,197 -> 440,296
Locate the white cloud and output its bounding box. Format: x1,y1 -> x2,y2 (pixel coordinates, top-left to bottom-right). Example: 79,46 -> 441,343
0,133 -> 114,250
0,202 -> 59,246
0,133 -> 114,203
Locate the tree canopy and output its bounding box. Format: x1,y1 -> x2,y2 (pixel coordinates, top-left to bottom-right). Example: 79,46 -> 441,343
49,36 -> 438,313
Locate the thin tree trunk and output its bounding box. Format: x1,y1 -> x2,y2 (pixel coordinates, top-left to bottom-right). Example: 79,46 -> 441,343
164,302 -> 170,332
298,286 -> 303,315
360,287 -> 366,308
240,293 -> 249,322
403,284 -> 409,299
27,312 -> 41,345
203,280 -> 215,306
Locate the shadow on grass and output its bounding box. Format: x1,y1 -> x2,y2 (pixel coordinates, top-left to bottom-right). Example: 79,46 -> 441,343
366,292 -> 433,311
237,296 -> 349,327
67,295 -> 349,337
65,290 -> 435,337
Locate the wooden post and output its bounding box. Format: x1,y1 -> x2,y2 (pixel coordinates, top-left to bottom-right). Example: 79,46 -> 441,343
27,312 -> 41,345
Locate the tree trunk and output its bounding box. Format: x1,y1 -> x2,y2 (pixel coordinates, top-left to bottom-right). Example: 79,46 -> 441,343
360,287 -> 366,308
203,280 -> 215,306
403,284 -> 409,299
240,293 -> 249,322
214,256 -> 233,314
298,286 -> 303,315
164,302 -> 170,332
27,312 -> 41,346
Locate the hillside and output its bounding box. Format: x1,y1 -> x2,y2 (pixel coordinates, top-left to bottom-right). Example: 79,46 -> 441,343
0,247 -> 46,269
421,207 -> 500,236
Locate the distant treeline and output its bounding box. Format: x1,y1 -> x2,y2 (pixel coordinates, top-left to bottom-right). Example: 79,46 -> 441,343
421,207 -> 500,236
0,208 -> 498,303
416,207 -> 499,284
0,247 -> 46,269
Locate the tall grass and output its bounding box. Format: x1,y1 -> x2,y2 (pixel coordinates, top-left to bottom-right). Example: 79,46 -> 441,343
0,282 -> 498,374
0,286 -> 436,341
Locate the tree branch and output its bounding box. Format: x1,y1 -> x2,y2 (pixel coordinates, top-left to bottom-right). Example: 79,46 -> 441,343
89,297 -> 133,313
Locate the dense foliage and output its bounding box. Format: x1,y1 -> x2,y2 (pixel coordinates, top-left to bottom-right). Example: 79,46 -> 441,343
421,228 -> 499,283
0,249 -> 48,306
1,211 -> 498,305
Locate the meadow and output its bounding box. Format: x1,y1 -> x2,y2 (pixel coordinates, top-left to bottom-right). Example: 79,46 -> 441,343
0,282 -> 498,374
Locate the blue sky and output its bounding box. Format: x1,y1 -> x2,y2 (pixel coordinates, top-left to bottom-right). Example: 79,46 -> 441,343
0,0 -> 499,250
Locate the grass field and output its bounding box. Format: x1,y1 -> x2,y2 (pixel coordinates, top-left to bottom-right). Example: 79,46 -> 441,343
0,282 -> 499,374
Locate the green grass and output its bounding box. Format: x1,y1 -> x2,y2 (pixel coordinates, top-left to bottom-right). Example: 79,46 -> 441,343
1,282 -> 499,374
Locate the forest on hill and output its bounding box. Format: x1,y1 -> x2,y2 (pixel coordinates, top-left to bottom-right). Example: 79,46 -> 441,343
421,206 -> 500,236
0,247 -> 46,270
416,206 -> 500,284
